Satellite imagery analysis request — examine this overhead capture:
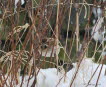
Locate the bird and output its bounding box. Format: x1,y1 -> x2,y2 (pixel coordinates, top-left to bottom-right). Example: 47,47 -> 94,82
38,38 -> 62,57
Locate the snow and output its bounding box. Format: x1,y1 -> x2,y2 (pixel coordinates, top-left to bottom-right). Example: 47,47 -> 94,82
2,58 -> 106,87
92,31 -> 103,42
92,5 -> 105,43
21,0 -> 25,5
15,0 -> 19,7
35,58 -> 106,87
15,0 -> 25,6
76,59 -> 106,87
92,6 -> 102,23
14,0 -> 25,12
91,17 -> 105,43
92,6 -> 103,27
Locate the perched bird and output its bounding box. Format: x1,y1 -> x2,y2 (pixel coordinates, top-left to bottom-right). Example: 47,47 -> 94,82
38,38 -> 62,57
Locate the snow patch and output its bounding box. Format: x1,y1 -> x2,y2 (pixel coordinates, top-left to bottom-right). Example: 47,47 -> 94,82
2,58 -> 106,87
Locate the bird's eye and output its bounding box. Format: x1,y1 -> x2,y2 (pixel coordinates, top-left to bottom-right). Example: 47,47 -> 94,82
42,38 -> 47,43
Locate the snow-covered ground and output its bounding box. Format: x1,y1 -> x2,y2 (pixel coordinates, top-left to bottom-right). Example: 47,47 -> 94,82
2,58 -> 106,87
